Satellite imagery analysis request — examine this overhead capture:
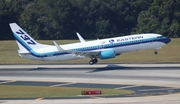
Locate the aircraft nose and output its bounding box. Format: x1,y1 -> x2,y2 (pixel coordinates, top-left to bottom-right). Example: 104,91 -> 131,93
164,38 -> 171,44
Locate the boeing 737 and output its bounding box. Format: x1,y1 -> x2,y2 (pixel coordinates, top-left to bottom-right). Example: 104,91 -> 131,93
9,23 -> 171,65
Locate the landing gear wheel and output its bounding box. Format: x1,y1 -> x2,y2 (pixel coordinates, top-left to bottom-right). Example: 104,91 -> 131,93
154,51 -> 158,55
93,58 -> 98,64
89,60 -> 94,65
89,58 -> 98,65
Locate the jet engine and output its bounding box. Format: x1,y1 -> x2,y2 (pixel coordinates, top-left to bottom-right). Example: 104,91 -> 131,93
99,49 -> 115,59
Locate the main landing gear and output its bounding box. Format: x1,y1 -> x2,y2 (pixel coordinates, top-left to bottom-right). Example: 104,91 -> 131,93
89,58 -> 98,65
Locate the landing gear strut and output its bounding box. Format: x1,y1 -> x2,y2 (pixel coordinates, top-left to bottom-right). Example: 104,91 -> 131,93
89,58 -> 98,65
154,50 -> 158,55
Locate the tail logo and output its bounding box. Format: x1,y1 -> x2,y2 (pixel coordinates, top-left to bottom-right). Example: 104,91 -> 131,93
16,29 -> 36,45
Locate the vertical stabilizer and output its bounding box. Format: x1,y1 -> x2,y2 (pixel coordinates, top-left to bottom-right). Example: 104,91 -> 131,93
9,23 -> 51,52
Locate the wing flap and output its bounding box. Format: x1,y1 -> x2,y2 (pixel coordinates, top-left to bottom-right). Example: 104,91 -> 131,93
73,51 -> 99,57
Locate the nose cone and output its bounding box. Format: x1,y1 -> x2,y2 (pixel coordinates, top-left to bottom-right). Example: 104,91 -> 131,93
164,38 -> 171,44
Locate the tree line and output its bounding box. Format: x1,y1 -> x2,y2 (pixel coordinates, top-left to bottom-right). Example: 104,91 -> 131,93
0,0 -> 180,40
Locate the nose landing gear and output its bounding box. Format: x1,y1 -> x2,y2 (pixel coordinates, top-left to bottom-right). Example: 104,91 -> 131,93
154,50 -> 158,55
89,58 -> 98,65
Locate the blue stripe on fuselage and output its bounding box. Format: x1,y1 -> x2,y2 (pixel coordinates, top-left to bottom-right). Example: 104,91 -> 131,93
13,32 -> 169,58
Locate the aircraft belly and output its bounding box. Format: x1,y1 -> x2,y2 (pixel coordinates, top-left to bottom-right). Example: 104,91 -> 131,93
115,44 -> 141,53
20,53 -> 79,61
43,54 -> 79,61
147,42 -> 165,49
19,53 -> 38,60
115,41 -> 165,53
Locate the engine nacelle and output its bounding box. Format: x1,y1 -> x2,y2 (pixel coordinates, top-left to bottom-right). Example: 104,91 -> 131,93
99,49 -> 115,60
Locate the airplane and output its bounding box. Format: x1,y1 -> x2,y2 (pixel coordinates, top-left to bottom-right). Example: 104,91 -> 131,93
9,23 -> 171,65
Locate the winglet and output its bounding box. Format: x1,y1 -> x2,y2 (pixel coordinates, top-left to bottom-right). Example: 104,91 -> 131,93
53,41 -> 65,52
76,32 -> 86,43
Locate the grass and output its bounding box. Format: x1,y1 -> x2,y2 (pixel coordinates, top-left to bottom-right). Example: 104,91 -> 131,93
0,38 -> 180,64
0,85 -> 133,98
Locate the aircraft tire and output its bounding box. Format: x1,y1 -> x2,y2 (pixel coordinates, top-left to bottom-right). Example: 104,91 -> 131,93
89,60 -> 94,65
93,58 -> 98,64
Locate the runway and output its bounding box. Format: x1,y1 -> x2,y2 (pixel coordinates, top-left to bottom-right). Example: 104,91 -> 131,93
0,64 -> 180,104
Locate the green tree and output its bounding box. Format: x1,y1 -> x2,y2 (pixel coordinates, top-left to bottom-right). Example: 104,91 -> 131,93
136,0 -> 180,37
19,0 -> 75,39
2,0 -> 179,40
0,0 -> 31,40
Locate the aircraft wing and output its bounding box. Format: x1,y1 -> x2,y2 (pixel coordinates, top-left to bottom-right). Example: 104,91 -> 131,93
71,50 -> 99,58
53,41 -> 100,58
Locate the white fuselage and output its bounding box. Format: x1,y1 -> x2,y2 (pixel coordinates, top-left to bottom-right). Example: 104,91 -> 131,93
19,33 -> 169,61
9,23 -> 171,65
